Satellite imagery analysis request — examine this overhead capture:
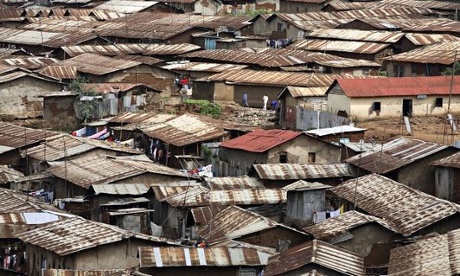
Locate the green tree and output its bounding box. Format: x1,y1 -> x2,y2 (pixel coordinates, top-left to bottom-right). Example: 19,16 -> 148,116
442,62 -> 460,76
71,77 -> 99,124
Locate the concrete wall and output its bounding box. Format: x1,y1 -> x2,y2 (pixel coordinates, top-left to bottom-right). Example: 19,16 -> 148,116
194,0 -> 222,15
43,95 -> 76,120
0,76 -> 63,119
327,92 -> 351,118
214,82 -> 234,101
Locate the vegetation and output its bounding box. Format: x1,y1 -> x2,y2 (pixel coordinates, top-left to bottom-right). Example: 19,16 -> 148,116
442,62 -> 460,76
183,99 -> 222,118
70,77 -> 99,124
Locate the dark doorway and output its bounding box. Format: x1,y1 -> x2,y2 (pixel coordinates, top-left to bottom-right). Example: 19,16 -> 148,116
402,99 -> 412,116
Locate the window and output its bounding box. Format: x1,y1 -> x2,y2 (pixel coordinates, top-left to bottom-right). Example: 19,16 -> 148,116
308,152 -> 316,163
372,102 -> 381,111
435,97 -> 443,107
277,23 -> 283,31
279,152 -> 288,163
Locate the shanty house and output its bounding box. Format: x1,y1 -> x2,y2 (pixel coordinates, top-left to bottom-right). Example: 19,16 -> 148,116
305,125 -> 366,144
279,0 -> 331,13
252,163 -> 355,188
15,217 -> 175,276
331,174 -> 460,237
345,137 -> 458,195
303,211 -> 400,272
219,129 -> 342,176
263,239 -> 365,276
138,245 -> 272,275
431,151 -> 460,203
326,76 -> 460,119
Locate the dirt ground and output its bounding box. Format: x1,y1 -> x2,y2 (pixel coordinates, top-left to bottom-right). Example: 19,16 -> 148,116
355,115 -> 460,145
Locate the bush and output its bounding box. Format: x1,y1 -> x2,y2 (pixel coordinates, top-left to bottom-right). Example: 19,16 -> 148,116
184,99 -> 222,118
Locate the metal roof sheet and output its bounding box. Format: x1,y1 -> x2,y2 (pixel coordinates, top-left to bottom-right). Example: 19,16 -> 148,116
162,61 -> 248,73
198,205 -> 306,244
305,125 -> 366,137
0,188 -> 62,213
0,122 -> 61,149
46,153 -> 189,188
206,176 -> 266,190
0,57 -> 58,70
383,0 -> 460,10
43,269 -> 133,276
404,33 -> 460,46
335,6 -> 435,18
307,28 -> 404,43
0,165 -> 24,183
382,40 -> 460,65
138,246 -> 271,267
202,69 -> 339,88
210,189 -> 287,205
53,53 -> 142,76
38,66 -> 78,80
253,163 -> 355,180
382,18 -> 460,33
109,112 -> 177,125
263,240 -> 365,276
158,185 -> 211,207
431,151 -> 460,169
282,180 -> 331,191
336,75 -> 460,98
90,183 -> 149,195
289,39 -> 389,54
282,86 -> 329,97
26,134 -> 142,162
303,210 -> 398,241
331,174 -> 460,236
62,43 -> 201,58
151,182 -> 203,201
93,0 -> 160,13
140,113 -> 227,147
15,217 -> 170,256
191,205 -> 226,226
219,129 -> 302,153
341,141 -> 382,153
346,137 -> 450,174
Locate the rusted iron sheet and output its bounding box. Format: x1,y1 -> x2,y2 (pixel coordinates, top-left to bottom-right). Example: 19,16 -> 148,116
282,86 -> 328,98
264,240 -> 365,276
382,41 -> 460,65
253,163 -> 354,180
162,61 -> 247,73
303,210 -> 398,241
109,112 -> 177,125
38,66 -> 78,80
290,39 -> 389,54
90,183 -> 149,195
0,165 -> 24,183
432,151 -> 460,169
93,0 -> 159,13
0,188 -> 62,213
0,122 -> 61,149
190,205 -> 226,226
140,114 -> 227,147
43,269 -> 133,276
206,176 -> 266,190
0,57 -> 58,70
282,180 -> 331,191
203,69 -> 339,87
308,28 -> 404,43
384,0 -> 460,10
138,246 -> 272,267
219,129 -> 301,153
210,189 -> 287,205
346,137 -> 449,173
15,217 -> 169,256
404,33 -> 460,46
62,43 -> 201,58
54,53 -> 141,75
331,174 -> 460,236
151,183 -> 203,201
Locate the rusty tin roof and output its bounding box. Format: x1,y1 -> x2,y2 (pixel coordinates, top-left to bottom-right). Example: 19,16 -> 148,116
263,239 -> 365,276
382,40 -> 460,65
90,183 -> 149,195
190,205 -> 226,226
331,174 -> 460,236
43,269 -> 133,276
253,163 -> 354,180
15,217 -> 171,256
0,165 -> 24,183
282,180 -> 331,191
289,39 -> 390,54
62,43 -> 201,57
307,28 -> 404,43
138,246 -> 272,267
0,188 -> 62,213
346,137 -> 451,173
219,129 -> 302,153
431,151 -> 460,169
303,210 -> 398,241
205,176 -> 266,190
140,113 -> 227,147
198,205 -> 307,244
38,66 -> 78,80
109,112 -> 177,125
162,61 -> 248,73
0,122 -> 61,149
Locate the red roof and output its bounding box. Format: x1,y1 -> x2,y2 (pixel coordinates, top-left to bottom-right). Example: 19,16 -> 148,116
336,76 -> 460,98
219,129 -> 302,153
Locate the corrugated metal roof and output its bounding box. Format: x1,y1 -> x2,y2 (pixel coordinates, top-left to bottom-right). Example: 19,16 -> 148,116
43,269 -> 133,276
90,183 -> 149,195
384,0 -> 460,10
151,182 -> 203,201
202,69 -> 339,87
331,173 -> 460,236
381,40 -> 460,65
46,153 -> 189,188
303,210 -> 398,241
93,0 -> 159,13
38,66 -> 78,80
0,122 -> 61,149
336,75 -> 460,98
26,134 -> 142,162
191,205 -> 226,226
307,28 -> 404,43
253,163 -> 354,180
341,141 -> 382,153
0,57 -> 58,70
335,6 -> 434,19
346,137 -> 450,174
219,129 -> 302,153
0,188 -> 63,213
305,125 -> 366,137
198,205 -> 306,244
210,189 -> 286,205
52,53 -> 141,76
109,112 -> 177,125
282,180 -> 331,191
0,165 -> 24,183
162,61 -> 248,73
15,216 -> 171,256
431,151 -> 460,169
289,39 -> 389,54
206,176 -> 266,190
404,33 -> 460,46
263,240 -> 365,276
158,185 -> 210,207
138,246 -> 272,267
282,86 -> 328,98
140,113 -> 227,147
62,43 -> 201,58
